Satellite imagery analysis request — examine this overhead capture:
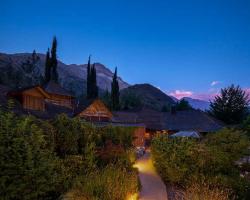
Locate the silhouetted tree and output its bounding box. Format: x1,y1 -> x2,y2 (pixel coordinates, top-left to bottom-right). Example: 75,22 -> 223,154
87,55 -> 91,99
176,99 -> 192,111
44,48 -> 51,83
111,67 -> 120,110
101,89 -> 111,109
91,63 -> 98,98
50,37 -> 58,83
86,60 -> 98,99
210,85 -> 249,124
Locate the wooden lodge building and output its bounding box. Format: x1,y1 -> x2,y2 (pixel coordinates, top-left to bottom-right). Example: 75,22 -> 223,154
3,82 -> 223,148
8,81 -> 74,112
75,100 -> 146,147
75,99 -> 113,122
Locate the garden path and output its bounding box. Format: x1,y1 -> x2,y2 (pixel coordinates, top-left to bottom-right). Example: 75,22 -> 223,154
134,150 -> 168,200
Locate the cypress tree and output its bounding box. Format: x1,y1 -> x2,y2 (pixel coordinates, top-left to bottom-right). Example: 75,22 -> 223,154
44,48 -> 51,83
111,67 -> 120,110
87,55 -> 91,99
91,63 -> 98,98
50,37 -> 58,83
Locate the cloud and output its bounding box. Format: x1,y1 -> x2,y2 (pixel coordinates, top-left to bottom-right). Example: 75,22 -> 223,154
168,90 -> 218,101
169,90 -> 193,100
211,81 -> 221,87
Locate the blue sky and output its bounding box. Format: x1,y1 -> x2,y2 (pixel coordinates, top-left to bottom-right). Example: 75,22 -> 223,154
1,0 -> 250,99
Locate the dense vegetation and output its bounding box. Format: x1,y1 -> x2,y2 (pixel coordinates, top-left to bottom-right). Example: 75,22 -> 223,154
151,128 -> 250,200
0,108 -> 139,200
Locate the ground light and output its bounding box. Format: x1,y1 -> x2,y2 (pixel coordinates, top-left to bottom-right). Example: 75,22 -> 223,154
126,193 -> 139,200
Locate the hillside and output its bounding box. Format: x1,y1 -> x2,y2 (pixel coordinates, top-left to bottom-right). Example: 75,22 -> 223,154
183,97 -> 210,111
0,52 -> 129,96
120,84 -> 176,111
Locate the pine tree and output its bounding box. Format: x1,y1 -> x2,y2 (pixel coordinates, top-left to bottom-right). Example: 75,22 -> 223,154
87,55 -> 91,99
44,48 -> 51,83
111,67 -> 120,110
50,37 -> 58,83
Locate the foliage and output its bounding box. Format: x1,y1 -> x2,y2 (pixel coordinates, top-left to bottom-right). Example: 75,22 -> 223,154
151,129 -> 250,199
176,181 -> 233,200
100,89 -> 112,109
65,164 -> 139,200
0,109 -> 139,200
44,48 -> 51,83
50,36 -> 59,82
87,56 -> 98,99
210,85 -> 249,124
111,67 -> 120,110
242,115 -> 250,138
120,91 -> 142,110
176,99 -> 192,111
101,125 -> 134,149
44,37 -> 59,83
205,128 -> 250,161
0,111 -> 60,200
161,104 -> 171,112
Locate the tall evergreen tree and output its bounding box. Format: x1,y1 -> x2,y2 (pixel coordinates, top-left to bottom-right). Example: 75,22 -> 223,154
50,37 -> 58,83
91,63 -> 98,98
86,59 -> 98,99
111,67 -> 120,110
44,48 -> 51,83
87,55 -> 91,99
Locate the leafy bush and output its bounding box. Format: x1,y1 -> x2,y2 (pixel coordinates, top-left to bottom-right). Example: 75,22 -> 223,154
151,129 -> 250,199
0,112 -> 60,200
65,164 -> 139,200
0,110 -> 139,200
176,182 -> 233,200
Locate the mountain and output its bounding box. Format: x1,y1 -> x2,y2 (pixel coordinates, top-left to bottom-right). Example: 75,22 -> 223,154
0,52 -> 129,96
120,84 -> 176,111
182,97 -> 210,111
170,96 -> 178,102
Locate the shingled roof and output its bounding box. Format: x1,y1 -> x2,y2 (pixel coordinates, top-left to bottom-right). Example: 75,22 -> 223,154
112,108 -> 223,132
163,110 -> 223,132
112,111 -> 139,123
43,81 -> 72,97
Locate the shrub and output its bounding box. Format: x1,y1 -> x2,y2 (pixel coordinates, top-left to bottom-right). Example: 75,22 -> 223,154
65,164 -> 139,200
176,182 -> 233,200
0,112 -> 60,200
151,131 -> 250,199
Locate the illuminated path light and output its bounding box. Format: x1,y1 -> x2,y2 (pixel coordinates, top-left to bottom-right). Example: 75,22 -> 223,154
133,150 -> 168,200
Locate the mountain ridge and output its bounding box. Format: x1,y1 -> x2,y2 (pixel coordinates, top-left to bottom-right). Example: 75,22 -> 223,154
0,52 -> 129,96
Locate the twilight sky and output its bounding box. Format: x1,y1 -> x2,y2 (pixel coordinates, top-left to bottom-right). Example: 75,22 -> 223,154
1,0 -> 250,100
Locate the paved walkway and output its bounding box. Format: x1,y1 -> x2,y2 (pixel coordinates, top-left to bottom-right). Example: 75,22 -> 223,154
133,151 -> 168,200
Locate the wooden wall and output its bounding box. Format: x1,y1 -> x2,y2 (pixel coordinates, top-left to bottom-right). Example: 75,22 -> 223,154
22,88 -> 45,111
132,126 -> 146,147
46,94 -> 73,108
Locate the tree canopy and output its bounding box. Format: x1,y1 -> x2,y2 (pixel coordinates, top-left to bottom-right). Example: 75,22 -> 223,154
210,85 -> 249,124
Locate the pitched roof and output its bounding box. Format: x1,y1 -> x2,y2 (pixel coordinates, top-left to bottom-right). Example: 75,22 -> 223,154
170,131 -> 201,138
75,99 -> 113,119
43,81 -> 73,97
114,108 -> 223,132
163,110 -> 223,132
112,111 -> 139,123
7,85 -> 50,98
